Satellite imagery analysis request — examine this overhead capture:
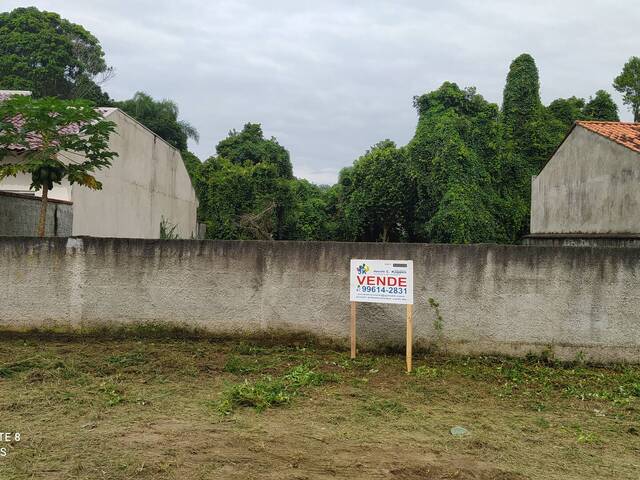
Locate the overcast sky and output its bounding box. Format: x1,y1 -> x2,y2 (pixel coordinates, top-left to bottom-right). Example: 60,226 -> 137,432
4,1 -> 637,183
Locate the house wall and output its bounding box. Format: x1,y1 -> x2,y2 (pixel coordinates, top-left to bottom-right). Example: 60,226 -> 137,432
531,126 -> 640,234
2,237 -> 640,363
71,110 -> 198,238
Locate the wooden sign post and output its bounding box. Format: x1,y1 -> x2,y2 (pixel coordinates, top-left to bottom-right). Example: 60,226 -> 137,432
349,259 -> 414,372
406,303 -> 413,372
350,301 -> 357,359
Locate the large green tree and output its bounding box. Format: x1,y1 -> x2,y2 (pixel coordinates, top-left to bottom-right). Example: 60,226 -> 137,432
613,56 -> 640,121
197,124 -> 296,240
216,123 -> 293,178
502,54 -> 542,148
116,92 -> 199,152
342,140 -> 414,242
0,95 -> 117,236
408,82 -> 507,243
0,7 -> 111,103
583,90 -> 619,121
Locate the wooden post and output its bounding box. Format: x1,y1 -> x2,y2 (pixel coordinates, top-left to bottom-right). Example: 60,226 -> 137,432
350,301 -> 357,359
406,303 -> 413,372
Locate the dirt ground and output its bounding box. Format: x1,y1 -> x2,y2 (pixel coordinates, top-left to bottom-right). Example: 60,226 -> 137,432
0,335 -> 639,479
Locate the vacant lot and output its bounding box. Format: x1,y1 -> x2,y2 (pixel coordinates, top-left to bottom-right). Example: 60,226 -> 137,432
0,333 -> 639,479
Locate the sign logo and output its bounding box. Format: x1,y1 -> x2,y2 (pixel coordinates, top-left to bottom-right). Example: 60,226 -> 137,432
356,263 -> 369,275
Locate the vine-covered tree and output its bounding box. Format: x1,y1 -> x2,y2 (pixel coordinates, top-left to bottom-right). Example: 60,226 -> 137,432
0,7 -> 111,103
196,124 -> 296,240
408,82 -> 506,243
613,56 -> 640,122
0,95 -> 117,236
342,140 -> 414,242
502,54 -> 542,147
116,92 -> 199,152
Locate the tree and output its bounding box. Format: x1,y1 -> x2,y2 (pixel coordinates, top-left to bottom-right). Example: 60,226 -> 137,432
216,123 -> 293,178
548,97 -> 585,128
408,82 -> 507,243
613,57 -> 640,122
116,92 -> 199,151
181,150 -> 203,186
197,156 -> 293,240
342,140 -> 414,242
502,53 -> 541,143
283,180 -> 339,241
0,7 -> 112,102
583,90 -> 619,121
0,96 -> 117,236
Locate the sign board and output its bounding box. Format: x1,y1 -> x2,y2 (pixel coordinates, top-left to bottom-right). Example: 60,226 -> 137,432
350,259 -> 413,305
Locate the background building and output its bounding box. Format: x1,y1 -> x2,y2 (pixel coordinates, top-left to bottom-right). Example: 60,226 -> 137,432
527,121 -> 640,247
0,97 -> 198,239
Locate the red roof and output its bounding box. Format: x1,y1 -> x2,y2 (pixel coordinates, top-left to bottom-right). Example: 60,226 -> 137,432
576,121 -> 640,154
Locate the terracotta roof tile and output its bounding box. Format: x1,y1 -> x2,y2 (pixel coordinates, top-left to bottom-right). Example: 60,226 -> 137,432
576,121 -> 640,154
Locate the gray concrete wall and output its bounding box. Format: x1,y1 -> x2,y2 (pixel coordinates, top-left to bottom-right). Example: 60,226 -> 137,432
2,238 -> 640,363
531,125 -> 640,234
0,192 -> 72,236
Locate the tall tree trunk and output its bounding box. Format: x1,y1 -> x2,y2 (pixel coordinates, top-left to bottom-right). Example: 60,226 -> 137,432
382,224 -> 389,243
37,187 -> 49,237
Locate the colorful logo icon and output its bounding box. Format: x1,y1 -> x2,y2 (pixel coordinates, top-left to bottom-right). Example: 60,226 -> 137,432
357,263 -> 369,275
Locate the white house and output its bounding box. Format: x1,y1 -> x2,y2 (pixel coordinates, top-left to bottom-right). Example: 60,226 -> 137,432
530,121 -> 640,237
0,93 -> 198,239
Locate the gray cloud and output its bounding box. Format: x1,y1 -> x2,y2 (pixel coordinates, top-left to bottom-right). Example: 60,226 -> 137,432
3,1 -> 637,183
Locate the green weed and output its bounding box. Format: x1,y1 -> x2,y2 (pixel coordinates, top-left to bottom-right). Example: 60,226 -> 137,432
216,364 -> 337,414
99,382 -> 125,406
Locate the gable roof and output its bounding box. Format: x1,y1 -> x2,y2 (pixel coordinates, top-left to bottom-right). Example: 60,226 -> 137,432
576,121 -> 640,154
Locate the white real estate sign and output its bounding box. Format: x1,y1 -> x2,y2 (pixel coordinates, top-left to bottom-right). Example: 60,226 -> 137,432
349,259 -> 413,305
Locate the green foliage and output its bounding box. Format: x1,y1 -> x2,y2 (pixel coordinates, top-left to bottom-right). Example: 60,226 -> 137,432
284,180 -> 341,240
408,82 -> 507,243
547,96 -> 586,128
116,92 -> 198,152
181,150 -> 203,186
0,95 -> 117,192
159,216 -> 180,239
342,140 -> 415,242
613,56 -> 640,121
583,90 -> 619,121
216,123 -> 293,178
502,53 -> 541,143
191,53 -> 630,245
216,364 -> 336,414
197,156 -> 292,240
548,91 -> 619,127
0,7 -> 111,102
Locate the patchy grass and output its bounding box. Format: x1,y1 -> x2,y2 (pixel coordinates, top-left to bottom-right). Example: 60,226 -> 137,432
217,364 -> 338,414
0,337 -> 639,479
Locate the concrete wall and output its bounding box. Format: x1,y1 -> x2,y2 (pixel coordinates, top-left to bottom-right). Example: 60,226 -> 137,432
531,125 -> 640,234
0,109 -> 198,239
0,192 -> 72,236
2,237 -> 640,363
